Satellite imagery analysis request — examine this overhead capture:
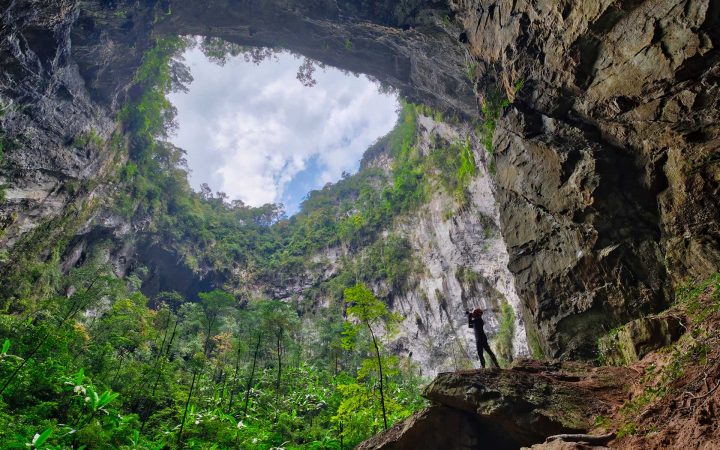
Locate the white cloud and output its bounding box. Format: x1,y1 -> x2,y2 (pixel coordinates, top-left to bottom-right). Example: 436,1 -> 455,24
168,48 -> 399,213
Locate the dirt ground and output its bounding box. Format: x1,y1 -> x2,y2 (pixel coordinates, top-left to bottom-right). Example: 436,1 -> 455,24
608,282 -> 720,449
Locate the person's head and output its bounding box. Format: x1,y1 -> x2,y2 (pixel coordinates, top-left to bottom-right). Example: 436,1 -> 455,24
472,308 -> 483,317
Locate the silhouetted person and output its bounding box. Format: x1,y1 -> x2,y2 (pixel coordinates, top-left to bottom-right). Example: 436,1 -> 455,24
466,308 -> 500,368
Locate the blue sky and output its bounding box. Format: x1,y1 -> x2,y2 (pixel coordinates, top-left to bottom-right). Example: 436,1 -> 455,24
168,46 -> 399,214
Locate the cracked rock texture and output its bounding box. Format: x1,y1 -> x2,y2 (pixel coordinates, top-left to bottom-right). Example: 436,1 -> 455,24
451,0 -> 720,357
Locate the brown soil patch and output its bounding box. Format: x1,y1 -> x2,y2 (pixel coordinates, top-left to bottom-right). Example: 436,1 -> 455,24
603,281 -> 720,449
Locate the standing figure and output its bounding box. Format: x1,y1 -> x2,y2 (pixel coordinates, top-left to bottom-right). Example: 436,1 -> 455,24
465,308 -> 500,368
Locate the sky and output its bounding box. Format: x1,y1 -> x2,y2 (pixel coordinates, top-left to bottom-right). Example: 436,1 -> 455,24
167,46 -> 399,215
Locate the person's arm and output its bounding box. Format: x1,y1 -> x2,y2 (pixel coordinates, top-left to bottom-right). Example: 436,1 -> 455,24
466,311 -> 473,328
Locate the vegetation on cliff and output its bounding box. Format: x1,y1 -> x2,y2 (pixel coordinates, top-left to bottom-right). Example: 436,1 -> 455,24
607,273 -> 720,444
1,0 -> 718,447
0,37 -> 495,449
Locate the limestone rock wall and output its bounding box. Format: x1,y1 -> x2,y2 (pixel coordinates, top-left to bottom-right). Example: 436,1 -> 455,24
259,113 -> 530,375
389,115 -> 530,374
0,1 -> 125,290
450,0 -> 720,357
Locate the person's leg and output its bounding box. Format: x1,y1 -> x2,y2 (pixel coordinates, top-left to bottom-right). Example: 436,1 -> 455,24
476,342 -> 486,368
483,341 -> 500,368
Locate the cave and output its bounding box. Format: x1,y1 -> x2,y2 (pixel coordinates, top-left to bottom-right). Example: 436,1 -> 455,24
137,244 -> 214,301
0,0 -> 718,448
55,0 -> 717,358
3,0 -> 718,357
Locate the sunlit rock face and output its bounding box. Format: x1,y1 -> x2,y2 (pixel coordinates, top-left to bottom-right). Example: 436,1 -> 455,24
263,113 -> 530,375
1,0 -> 718,366
386,115 -> 530,374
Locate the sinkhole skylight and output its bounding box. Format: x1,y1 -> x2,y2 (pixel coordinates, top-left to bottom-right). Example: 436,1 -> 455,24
167,42 -> 399,215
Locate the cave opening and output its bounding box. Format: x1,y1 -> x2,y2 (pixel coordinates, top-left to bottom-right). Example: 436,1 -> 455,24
166,37 -> 400,215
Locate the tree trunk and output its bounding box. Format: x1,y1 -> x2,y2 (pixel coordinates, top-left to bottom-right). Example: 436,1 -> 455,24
177,369 -> 198,446
178,312 -> 216,446
367,322 -> 388,430
242,333 -> 262,418
276,329 -> 283,394
227,336 -> 245,412
165,317 -> 179,357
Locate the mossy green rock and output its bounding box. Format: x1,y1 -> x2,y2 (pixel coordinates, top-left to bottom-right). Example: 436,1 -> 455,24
598,315 -> 685,366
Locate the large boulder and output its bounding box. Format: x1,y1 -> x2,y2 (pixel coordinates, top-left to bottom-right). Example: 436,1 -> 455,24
355,406 -> 497,450
358,360 -> 636,449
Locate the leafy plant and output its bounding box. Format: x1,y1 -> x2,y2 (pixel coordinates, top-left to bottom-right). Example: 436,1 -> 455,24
0,38 -> 438,450
73,130 -> 105,149
342,284 -> 403,431
492,300 -> 516,366
28,428 -> 52,449
464,61 -> 478,82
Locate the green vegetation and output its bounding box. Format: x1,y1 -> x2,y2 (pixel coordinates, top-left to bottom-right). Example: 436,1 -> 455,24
429,137 -> 476,208
464,61 -> 478,82
491,300 -> 515,366
675,272 -> 720,321
527,328 -> 545,360
73,130 -> 105,150
615,273 -> 720,437
0,36 -> 474,308
0,138 -> 5,202
441,15 -> 452,29
340,284 -> 404,432
476,77 -> 524,175
0,103 -> 7,202
0,36 -> 493,449
0,246 -> 425,448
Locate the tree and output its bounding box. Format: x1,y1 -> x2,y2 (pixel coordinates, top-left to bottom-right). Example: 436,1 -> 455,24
0,255 -> 122,395
258,301 -> 299,395
178,289 -> 235,445
342,284 -> 402,431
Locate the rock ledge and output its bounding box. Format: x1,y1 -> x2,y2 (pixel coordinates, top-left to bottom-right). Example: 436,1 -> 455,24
358,360 -> 636,450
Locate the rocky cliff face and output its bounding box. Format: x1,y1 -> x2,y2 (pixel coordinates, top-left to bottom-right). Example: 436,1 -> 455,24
258,113 -> 530,375
1,0 -> 718,365
451,0 -> 719,357
359,275 -> 720,449
374,114 -> 530,373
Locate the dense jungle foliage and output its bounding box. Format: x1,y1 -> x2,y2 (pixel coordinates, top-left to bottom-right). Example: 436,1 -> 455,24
0,36 -> 500,449
0,253 -> 425,448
